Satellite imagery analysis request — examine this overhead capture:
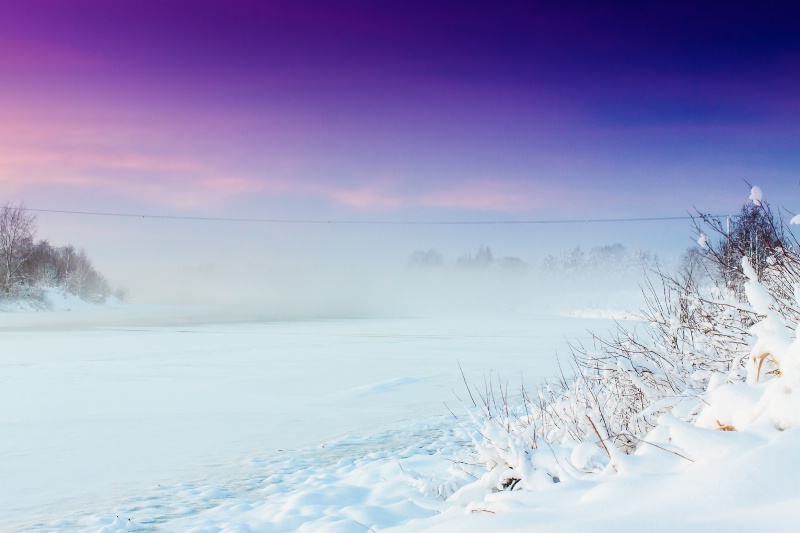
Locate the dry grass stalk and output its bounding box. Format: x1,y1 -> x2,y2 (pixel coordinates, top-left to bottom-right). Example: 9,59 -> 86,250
716,420 -> 736,431
754,351 -> 782,382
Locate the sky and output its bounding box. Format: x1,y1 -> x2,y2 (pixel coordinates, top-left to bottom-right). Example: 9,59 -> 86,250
1,0 -> 799,305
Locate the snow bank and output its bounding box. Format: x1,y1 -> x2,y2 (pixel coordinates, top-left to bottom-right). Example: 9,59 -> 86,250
0,286 -> 123,312
32,421 -> 470,533
750,185 -> 764,206
391,426 -> 800,532
397,257 -> 800,532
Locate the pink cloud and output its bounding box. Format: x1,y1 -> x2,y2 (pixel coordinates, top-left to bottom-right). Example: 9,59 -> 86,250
0,116 -> 282,209
295,179 -> 406,210
102,174 -> 269,210
320,187 -> 406,210
419,180 -> 543,212
0,105 -> 623,215
288,177 -> 557,213
0,114 -> 596,214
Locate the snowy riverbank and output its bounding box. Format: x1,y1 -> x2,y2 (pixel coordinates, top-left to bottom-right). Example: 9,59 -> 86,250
7,264 -> 800,533
2,310 -> 617,531
0,287 -> 124,313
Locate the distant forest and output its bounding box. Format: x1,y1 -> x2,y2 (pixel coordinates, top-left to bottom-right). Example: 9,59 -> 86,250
0,203 -> 119,303
541,243 -> 661,276
408,246 -> 529,273
408,243 -> 660,277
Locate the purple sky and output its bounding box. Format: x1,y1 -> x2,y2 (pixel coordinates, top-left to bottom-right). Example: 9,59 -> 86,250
1,1 -> 799,298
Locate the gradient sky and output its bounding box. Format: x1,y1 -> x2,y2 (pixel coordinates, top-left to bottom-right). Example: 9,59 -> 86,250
1,1 -> 799,301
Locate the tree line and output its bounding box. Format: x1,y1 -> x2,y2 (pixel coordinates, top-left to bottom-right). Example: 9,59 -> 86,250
0,203 -> 118,303
541,242 -> 661,276
408,245 -> 529,274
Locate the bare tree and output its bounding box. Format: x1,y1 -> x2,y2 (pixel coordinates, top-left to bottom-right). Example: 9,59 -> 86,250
694,200 -> 788,299
408,248 -> 443,268
0,203 -> 36,293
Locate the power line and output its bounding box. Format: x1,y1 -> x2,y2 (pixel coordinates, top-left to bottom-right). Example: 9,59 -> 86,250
26,208 -> 728,226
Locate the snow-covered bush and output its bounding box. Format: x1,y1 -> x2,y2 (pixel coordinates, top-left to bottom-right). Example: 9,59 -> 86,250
0,203 -> 119,305
695,257 -> 800,431
451,188 -> 800,501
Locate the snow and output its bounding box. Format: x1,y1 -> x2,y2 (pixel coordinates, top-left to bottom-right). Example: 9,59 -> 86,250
1,307 -> 611,531
749,185 -> 763,205
389,425 -> 800,532
0,287 -> 123,312
561,307 -> 639,321
6,261 -> 800,532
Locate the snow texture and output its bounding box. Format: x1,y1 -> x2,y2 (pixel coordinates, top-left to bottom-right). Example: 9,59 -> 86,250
0,287 -> 123,312
2,310 -> 617,531
749,185 -> 763,206
7,251 -> 800,532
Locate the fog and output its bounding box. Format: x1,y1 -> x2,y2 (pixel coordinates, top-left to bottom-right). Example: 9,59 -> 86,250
118,251 -> 660,323
31,210 -> 691,321
133,262 -> 540,317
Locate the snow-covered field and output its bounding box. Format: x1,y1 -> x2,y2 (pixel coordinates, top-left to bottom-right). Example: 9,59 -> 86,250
1,307 -> 609,531
6,268 -> 800,533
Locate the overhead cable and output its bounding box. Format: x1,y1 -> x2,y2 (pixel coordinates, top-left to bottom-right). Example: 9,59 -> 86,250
26,208 -> 732,226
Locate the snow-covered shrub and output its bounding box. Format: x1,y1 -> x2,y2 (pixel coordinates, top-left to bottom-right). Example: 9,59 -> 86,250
691,253 -> 800,435
453,267 -> 754,495
451,188 -> 800,500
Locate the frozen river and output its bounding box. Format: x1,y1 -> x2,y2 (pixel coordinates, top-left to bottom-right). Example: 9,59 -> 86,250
0,308 -> 619,529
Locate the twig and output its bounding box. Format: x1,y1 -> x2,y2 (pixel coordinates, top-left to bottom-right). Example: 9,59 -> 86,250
458,361 -> 477,407
624,433 -> 694,462
586,415 -> 612,459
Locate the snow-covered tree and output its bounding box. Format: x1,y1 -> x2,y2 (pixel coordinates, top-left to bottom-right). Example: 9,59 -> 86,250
0,203 -> 36,293
694,199 -> 786,296
0,203 -> 117,302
